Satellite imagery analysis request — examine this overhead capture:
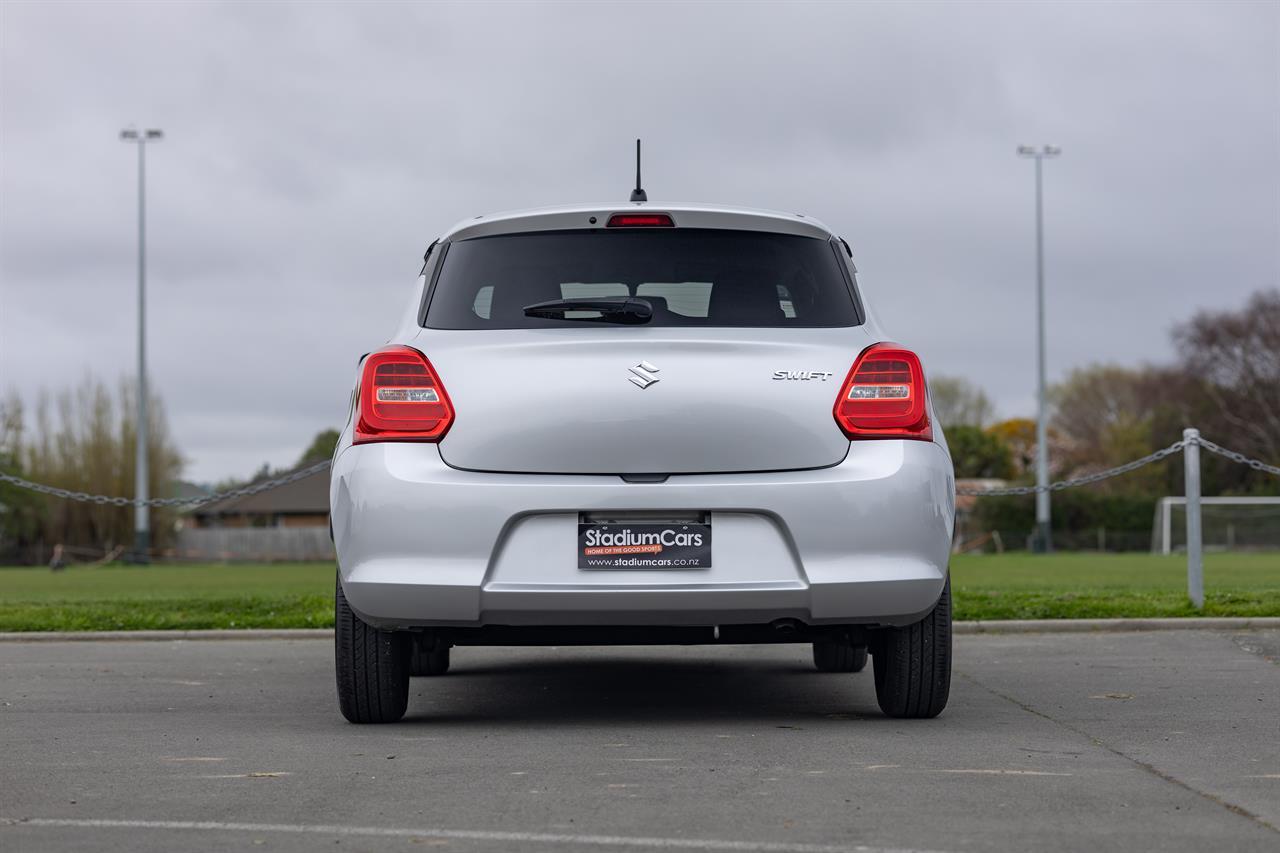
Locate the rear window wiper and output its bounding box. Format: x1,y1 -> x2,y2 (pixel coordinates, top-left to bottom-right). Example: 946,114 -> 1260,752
523,296 -> 653,325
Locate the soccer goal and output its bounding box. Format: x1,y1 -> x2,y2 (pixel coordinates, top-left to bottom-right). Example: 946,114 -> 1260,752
1151,496 -> 1280,554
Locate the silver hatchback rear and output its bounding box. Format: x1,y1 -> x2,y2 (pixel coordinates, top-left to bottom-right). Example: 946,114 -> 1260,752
331,203 -> 955,723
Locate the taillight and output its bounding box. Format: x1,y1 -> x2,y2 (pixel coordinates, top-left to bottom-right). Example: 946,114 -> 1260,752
834,343 -> 932,441
354,345 -> 454,444
606,213 -> 674,227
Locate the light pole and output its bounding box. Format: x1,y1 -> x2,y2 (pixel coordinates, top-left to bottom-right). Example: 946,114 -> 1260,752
121,127 -> 162,563
1017,144 -> 1060,553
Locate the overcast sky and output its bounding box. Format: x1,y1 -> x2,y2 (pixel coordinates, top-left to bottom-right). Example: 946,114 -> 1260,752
2,0 -> 1277,483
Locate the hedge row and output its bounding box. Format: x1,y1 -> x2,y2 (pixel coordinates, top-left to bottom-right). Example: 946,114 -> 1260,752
973,492 -> 1156,534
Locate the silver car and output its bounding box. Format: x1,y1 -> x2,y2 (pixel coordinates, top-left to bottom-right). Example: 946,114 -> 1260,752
330,203 -> 955,723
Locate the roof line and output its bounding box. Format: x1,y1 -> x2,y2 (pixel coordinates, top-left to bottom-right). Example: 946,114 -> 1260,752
439,202 -> 835,243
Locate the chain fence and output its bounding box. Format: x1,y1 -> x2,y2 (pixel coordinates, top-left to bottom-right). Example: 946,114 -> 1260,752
0,435 -> 1276,507
5,429 -> 1274,606
2,429 -> 1277,598
1195,436 -> 1280,478
0,460 -> 332,508
955,438 -> 1192,496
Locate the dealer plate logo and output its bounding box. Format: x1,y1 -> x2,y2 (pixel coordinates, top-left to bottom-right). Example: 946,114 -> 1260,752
628,361 -> 660,389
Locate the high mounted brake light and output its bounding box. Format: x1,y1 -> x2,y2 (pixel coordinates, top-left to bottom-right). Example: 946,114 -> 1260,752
607,213 -> 674,228
834,343 -> 932,441
354,345 -> 454,444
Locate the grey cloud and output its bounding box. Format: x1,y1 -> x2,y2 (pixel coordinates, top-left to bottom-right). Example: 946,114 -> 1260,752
2,0 -> 1276,482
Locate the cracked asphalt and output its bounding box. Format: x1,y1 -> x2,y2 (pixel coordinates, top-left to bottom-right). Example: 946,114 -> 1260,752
1,630 -> 1277,852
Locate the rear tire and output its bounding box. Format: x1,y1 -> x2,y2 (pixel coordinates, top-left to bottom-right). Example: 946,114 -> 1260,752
410,636 -> 451,676
871,575 -> 952,719
335,574 -> 411,723
812,641 -> 868,673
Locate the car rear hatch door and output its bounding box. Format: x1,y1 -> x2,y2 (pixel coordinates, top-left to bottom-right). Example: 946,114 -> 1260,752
415,223 -> 869,475
421,326 -> 868,474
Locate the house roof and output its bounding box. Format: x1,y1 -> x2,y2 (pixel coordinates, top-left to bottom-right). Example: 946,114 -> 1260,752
170,480 -> 212,501
193,466 -> 329,517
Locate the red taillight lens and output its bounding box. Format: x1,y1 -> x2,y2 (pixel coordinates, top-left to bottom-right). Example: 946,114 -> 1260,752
834,343 -> 932,441
354,345 -> 454,443
606,213 -> 675,227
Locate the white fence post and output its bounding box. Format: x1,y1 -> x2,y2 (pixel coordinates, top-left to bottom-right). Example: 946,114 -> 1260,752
1183,428 -> 1204,608
1161,497 -> 1172,555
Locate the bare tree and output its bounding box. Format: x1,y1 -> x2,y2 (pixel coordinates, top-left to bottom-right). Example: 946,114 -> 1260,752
1173,289 -> 1280,463
929,376 -> 995,428
6,375 -> 184,556
1049,365 -> 1169,492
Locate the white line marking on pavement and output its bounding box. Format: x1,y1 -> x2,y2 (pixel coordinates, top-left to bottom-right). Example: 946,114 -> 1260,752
932,770 -> 1072,776
1,817 -> 949,853
182,772 -> 291,779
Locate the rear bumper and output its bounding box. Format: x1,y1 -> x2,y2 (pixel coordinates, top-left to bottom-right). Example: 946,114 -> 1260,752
331,441 -> 954,629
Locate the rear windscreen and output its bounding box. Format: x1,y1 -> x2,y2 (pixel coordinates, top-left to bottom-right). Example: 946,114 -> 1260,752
423,229 -> 861,329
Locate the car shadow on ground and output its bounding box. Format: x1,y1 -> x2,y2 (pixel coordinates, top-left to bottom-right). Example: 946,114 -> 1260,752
401,654 -> 896,726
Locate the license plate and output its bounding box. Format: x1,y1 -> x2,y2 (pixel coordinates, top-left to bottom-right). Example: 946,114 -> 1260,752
578,517 -> 712,570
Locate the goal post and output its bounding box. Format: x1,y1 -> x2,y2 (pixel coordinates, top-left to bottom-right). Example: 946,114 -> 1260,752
1151,496 -> 1280,555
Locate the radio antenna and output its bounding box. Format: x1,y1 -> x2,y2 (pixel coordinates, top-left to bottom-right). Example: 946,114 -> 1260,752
629,139 -> 647,202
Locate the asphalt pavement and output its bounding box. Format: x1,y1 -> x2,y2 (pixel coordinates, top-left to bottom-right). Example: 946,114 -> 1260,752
2,630 -> 1278,853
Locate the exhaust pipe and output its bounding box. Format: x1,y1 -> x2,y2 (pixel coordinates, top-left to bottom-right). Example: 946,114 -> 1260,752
771,618 -> 802,636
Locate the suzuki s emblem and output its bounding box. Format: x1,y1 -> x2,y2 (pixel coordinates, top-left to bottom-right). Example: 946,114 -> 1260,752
628,361 -> 660,389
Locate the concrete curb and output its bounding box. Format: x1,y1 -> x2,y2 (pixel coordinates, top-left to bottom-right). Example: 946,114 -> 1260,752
0,618 -> 1278,642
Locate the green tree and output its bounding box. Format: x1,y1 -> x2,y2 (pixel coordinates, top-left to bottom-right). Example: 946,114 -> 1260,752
987,417 -> 1037,477
947,425 -> 1014,479
297,429 -> 340,466
214,429 -> 340,493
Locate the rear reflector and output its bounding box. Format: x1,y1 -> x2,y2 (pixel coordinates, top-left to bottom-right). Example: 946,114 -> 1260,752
607,213 -> 675,228
834,343 -> 932,441
354,345 -> 454,444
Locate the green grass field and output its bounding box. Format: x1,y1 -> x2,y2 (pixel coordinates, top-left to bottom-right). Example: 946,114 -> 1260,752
951,551 -> 1280,620
0,563 -> 333,632
0,552 -> 1277,631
